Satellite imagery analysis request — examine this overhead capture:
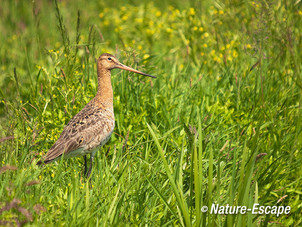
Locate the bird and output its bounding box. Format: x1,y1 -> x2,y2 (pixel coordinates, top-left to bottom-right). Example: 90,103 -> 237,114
37,53 -> 156,178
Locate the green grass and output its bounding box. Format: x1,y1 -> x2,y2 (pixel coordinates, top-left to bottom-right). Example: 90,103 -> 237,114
1,0 -> 301,226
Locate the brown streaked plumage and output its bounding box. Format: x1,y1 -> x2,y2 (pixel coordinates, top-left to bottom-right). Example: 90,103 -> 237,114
37,53 -> 156,177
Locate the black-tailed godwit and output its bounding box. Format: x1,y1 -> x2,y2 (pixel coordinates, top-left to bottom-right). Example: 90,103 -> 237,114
37,53 -> 156,177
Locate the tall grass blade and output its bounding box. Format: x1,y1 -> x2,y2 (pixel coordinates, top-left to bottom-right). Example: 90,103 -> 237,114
147,123 -> 191,227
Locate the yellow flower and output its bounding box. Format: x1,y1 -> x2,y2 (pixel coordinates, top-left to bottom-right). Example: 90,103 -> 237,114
122,15 -> 128,21
146,29 -> 155,35
114,17 -> 121,25
149,21 -> 154,27
286,69 -> 293,74
193,26 -> 198,31
199,27 -> 204,32
189,8 -> 195,16
143,54 -> 150,59
135,18 -> 143,23
156,11 -> 161,17
246,44 -> 252,49
138,45 -> 143,50
203,43 -> 208,48
200,52 -> 205,56
204,32 -> 209,38
232,50 -> 238,58
214,57 -> 221,63
166,28 -> 172,33
226,44 -> 231,49
99,12 -> 104,18
219,10 -> 224,15
114,27 -> 121,32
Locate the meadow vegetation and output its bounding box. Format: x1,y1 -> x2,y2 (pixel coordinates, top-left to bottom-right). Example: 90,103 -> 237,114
0,0 -> 301,226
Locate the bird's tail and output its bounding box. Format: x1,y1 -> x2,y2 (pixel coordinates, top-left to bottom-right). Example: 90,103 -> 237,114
36,159 -> 52,166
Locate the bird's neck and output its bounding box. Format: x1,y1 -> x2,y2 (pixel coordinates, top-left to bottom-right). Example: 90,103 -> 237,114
95,67 -> 113,106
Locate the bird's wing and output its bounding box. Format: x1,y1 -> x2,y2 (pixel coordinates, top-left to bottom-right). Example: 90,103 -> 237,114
39,102 -> 114,164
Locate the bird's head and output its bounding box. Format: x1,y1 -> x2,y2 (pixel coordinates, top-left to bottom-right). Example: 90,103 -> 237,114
97,53 -> 156,78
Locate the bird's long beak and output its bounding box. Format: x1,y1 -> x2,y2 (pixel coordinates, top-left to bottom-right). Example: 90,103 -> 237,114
116,63 -> 156,78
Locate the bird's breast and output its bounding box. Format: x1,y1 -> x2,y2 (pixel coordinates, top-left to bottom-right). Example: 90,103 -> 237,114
88,118 -> 115,150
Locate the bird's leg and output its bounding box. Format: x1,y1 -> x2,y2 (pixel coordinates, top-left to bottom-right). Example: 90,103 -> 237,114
87,153 -> 94,178
84,155 -> 88,176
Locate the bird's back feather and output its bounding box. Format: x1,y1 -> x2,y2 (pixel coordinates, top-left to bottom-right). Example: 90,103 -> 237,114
37,99 -> 114,165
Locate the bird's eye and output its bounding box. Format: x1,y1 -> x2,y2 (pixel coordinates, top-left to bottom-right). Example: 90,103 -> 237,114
107,57 -> 112,61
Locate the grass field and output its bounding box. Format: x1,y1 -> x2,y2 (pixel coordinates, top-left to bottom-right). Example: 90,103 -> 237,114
0,0 -> 301,226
